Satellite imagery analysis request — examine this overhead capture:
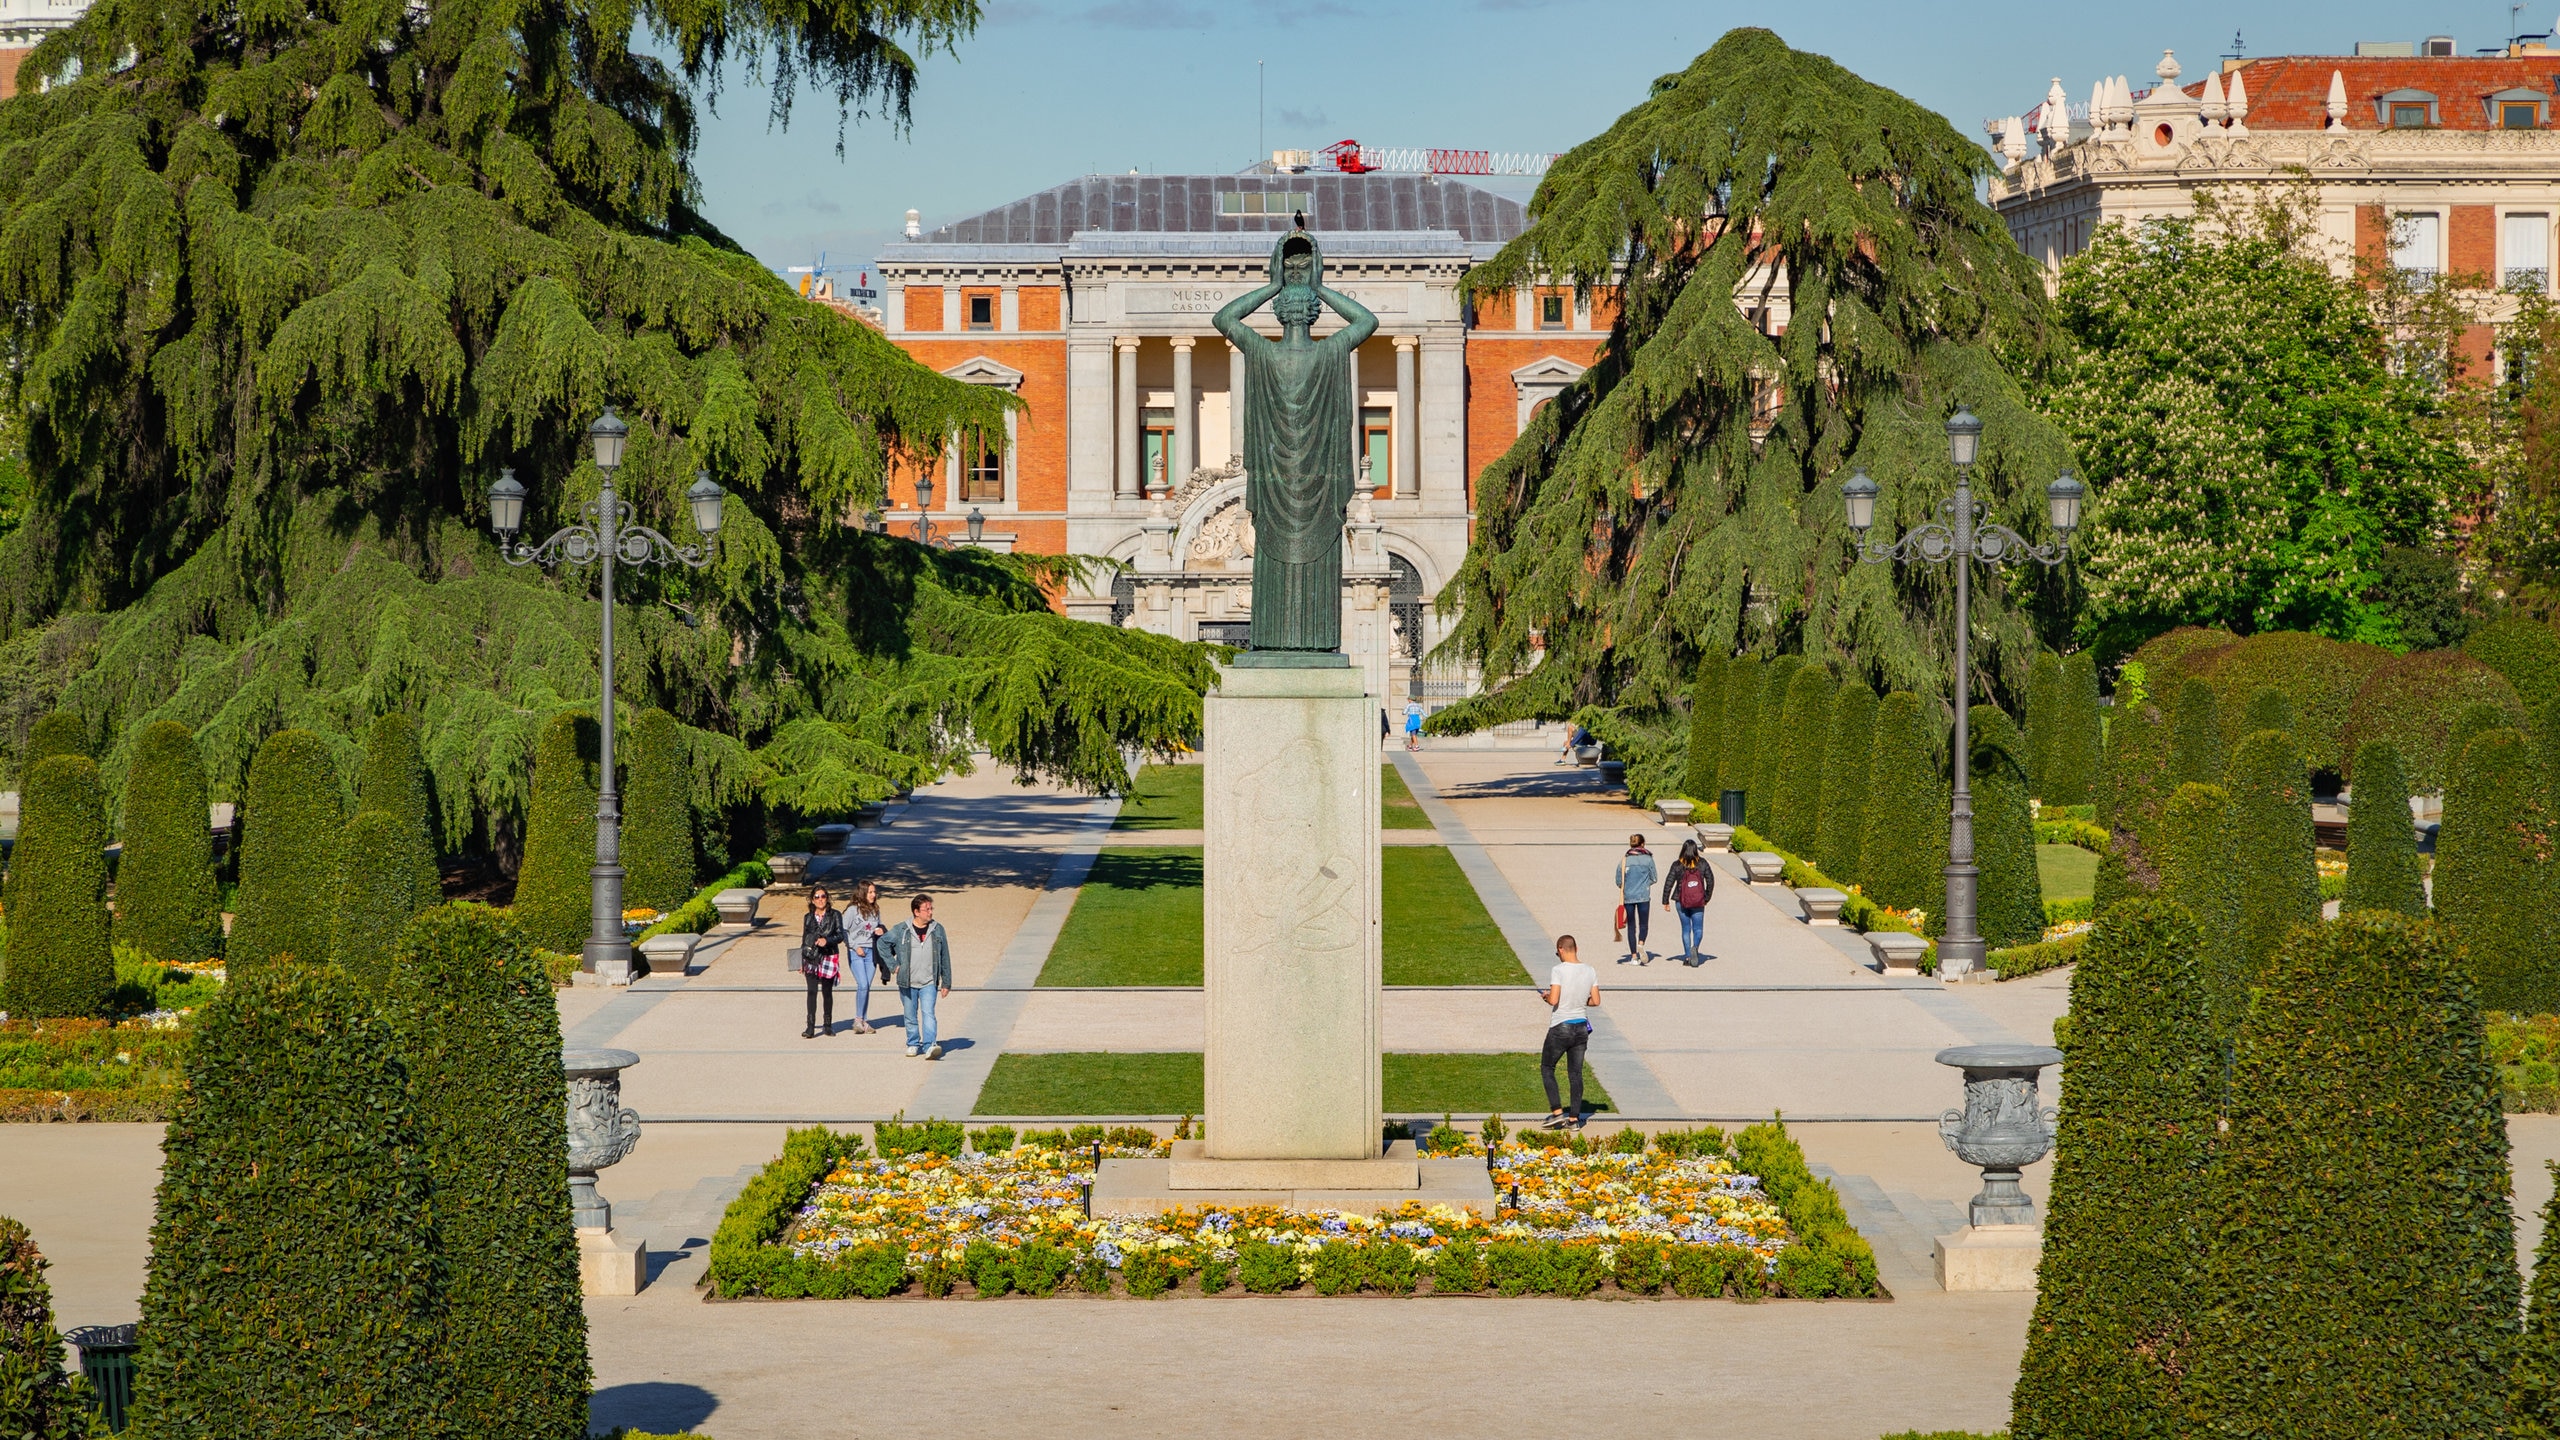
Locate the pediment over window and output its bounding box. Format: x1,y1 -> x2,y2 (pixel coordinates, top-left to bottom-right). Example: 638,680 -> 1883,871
1509,355 -> 1588,392
941,356 -> 1026,390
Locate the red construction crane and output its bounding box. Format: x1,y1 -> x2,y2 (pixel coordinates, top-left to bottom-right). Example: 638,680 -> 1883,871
1312,139 -> 1553,177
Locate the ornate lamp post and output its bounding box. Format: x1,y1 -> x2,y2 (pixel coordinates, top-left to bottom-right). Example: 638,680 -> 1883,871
488,409 -> 725,983
1840,406 -> 2084,980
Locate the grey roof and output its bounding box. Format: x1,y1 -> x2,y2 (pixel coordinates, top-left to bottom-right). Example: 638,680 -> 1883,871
910,173 -> 1527,247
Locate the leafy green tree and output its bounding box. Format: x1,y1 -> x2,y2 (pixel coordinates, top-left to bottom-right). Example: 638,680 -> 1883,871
2225,729 -> 2321,984
130,965 -> 441,1439
388,906 -> 586,1440
2341,741 -> 2425,917
1716,656 -> 1765,806
2366,545 -> 2476,651
2188,915 -> 2518,1440
1771,666 -> 1835,853
2157,783 -> 2245,1040
2437,728 -> 2560,1012
330,813 -> 435,989
1814,683 -> 1877,882
514,713 -> 597,954
2172,678 -> 2224,787
355,714 -> 440,910
0,755 -> 113,1018
1748,656 -> 1804,834
114,721 -> 222,963
1860,692 -> 1947,915
1426,28 -> 2066,742
622,708 -> 693,913
2024,650 -> 2063,795
227,730 -> 344,973
2047,192 -> 2463,651
1968,706 -> 2042,949
0,1214 -> 95,1439
1682,656 -> 1725,804
2045,651 -> 2102,807
2009,899 -> 2218,1440
2466,614 -> 2560,715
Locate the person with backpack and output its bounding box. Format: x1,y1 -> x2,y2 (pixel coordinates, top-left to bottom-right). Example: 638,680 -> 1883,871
1662,839 -> 1716,965
877,893 -> 954,1059
1613,833 -> 1658,964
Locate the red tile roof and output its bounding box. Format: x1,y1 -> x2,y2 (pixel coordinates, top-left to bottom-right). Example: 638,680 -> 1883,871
2205,56 -> 2560,130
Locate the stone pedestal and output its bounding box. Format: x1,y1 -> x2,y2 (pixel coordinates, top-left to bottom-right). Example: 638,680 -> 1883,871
1203,663 -> 1381,1163
578,1227 -> 646,1296
1933,1224 -> 2042,1291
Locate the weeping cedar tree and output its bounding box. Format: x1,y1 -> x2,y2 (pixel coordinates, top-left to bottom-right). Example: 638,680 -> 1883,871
2519,1160 -> 2560,1438
2158,783 -> 2247,1043
330,812 -> 436,988
0,755 -> 114,1018
355,714 -> 441,911
0,1214 -> 95,1439
2437,728 -> 2560,1013
1772,666 -> 1836,853
388,906 -> 587,1440
514,712 -> 598,953
1749,657 -> 1805,833
2187,914 -> 2518,1439
2225,729 -> 2321,983
1813,684 -> 1877,883
1967,706 -> 2043,950
1716,656 -> 1764,808
2024,650 -> 2063,796
2008,899 -> 2218,1440
622,708 -> 694,913
226,729 -> 344,973
131,966 -> 442,1440
114,721 -> 223,964
1859,692 -> 1947,915
2341,740 -> 2425,917
0,0 -> 1214,851
1682,657 -> 1725,804
1423,29 -> 2067,755
2044,651 -> 2102,808
2172,678 -> 2224,787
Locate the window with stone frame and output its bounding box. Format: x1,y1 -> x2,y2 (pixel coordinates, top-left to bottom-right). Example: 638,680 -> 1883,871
1361,407 -> 1392,496
1142,408 -> 1174,494
962,441 -> 1004,502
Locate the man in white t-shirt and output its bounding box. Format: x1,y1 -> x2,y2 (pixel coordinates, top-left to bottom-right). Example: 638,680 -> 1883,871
1539,934 -> 1601,1129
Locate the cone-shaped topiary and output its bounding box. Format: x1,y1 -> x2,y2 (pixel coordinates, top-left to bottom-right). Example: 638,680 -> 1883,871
2437,727 -> 2560,1013
2341,741 -> 2425,917
1717,656 -> 1764,816
1814,684 -> 1878,883
2025,650 -> 2063,796
2009,898 -> 2219,1440
2172,678 -> 2223,787
387,906 -> 588,1439
18,713 -> 86,780
2186,913 -> 2519,1439
2516,1160 -> 2560,1438
513,713 -> 600,954
329,814 -> 436,990
130,965 -> 442,1439
1968,706 -> 2043,949
114,721 -> 222,964
1772,667 -> 1837,853
2158,783 -> 2246,1042
0,755 -> 114,1019
2449,701 -> 2513,781
1749,657 -> 1804,833
355,714 -> 440,911
226,730 -> 345,974
2044,651 -> 2102,808
2465,613 -> 2560,715
622,709 -> 695,915
1860,692 -> 1948,916
2538,696 -> 2560,809
1683,656 -> 1726,805
0,1214 -> 94,1439
2225,728 -> 2321,984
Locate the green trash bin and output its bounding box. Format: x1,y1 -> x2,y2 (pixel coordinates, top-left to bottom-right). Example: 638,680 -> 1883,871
67,1324 -> 138,1432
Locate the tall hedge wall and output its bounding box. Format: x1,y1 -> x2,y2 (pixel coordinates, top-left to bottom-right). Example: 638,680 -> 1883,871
2465,614 -> 2560,715
355,714 -> 440,910
2539,697 -> 2560,808
2157,783 -> 2245,1043
1814,684 -> 1877,884
1771,667 -> 1836,854
2187,914 -> 2519,1439
115,721 -> 222,965
2517,1159 -> 2560,1437
2125,625 -> 2240,692
2436,727 -> 2560,1013
0,1214 -> 92,1439
2100,695 -> 2174,838
2025,650 -> 2063,796
2044,651 -> 2101,808
2171,678 -> 2223,788
513,712 -> 600,954
2009,899 -> 2219,1440
227,729 -> 345,973
388,906 -> 588,1440
2192,630 -> 2392,774
1717,656 -> 1764,809
2344,649 -> 2529,794
0,755 -> 114,1019
330,813 -> 435,990
1748,657 -> 1805,834
1860,691 -> 1947,915
130,965 -> 443,1439
1683,657 -> 1725,805
2341,741 -> 2425,917
1969,706 -> 2044,950
622,709 -> 694,915
2242,685 -> 2295,738
2225,728 -> 2321,985
18,713 -> 86,779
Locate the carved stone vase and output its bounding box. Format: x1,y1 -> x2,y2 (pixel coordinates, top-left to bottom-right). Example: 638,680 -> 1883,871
564,1048 -> 643,1231
1934,1043 -> 2062,1227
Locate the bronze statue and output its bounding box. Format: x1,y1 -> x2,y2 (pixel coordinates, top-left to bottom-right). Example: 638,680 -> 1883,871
1213,229 -> 1377,665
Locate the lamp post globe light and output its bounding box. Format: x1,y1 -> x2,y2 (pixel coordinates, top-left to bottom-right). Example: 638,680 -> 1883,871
487,407 -> 725,984
1840,405 -> 2081,980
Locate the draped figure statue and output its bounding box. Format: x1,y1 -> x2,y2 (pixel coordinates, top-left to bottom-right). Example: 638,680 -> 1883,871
1212,229 -> 1377,664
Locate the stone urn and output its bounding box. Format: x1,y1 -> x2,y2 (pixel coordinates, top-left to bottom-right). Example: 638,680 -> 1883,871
564,1048 -> 643,1231
1934,1043 -> 2061,1227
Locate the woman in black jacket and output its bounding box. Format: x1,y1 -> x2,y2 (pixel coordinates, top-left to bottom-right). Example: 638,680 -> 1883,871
799,888 -> 849,1038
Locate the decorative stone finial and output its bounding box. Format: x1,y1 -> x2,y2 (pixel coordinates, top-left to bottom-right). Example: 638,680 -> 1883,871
2088,79 -> 2108,133
1999,115 -> 2028,167
2225,67 -> 2250,133
2326,70 -> 2349,130
2042,77 -> 2069,145
2199,68 -> 2226,123
904,208 -> 921,239
2155,49 -> 2181,86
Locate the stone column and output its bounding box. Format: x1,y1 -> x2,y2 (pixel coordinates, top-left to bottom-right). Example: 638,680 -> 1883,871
1392,336 -> 1418,500
1067,337 -> 1115,502
1227,340 -> 1247,460
1418,337 -> 1468,511
943,283 -> 963,333
1000,281 -> 1020,332
1115,337 -> 1141,500
1170,337 -> 1195,494
1347,342 -> 1363,463
1514,285 -> 1535,333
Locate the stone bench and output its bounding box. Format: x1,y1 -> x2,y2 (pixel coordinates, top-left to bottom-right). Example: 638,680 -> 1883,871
811,823 -> 855,854
1654,797 -> 1696,826
1738,851 -> 1785,884
766,852 -> 812,886
713,888 -> 766,927
1866,930 -> 1931,975
637,933 -> 697,978
1696,823 -> 1736,852
1796,887 -> 1847,926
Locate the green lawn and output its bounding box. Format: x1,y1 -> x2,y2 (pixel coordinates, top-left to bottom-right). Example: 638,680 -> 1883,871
2037,843 -> 2098,902
1036,844 -> 1528,986
1380,763 -> 1435,830
1112,763 -> 1204,831
972,1051 -> 1613,1116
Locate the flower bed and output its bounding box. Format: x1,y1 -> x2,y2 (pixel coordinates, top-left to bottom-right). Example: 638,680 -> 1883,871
0,1017 -> 193,1120
2490,1013 -> 2560,1112
707,1119 -> 1881,1300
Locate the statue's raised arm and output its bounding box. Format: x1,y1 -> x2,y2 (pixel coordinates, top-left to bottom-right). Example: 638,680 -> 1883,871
1318,283 -> 1376,349
1213,277 -> 1283,352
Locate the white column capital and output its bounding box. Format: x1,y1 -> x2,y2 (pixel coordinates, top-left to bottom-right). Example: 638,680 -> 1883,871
1392,333 -> 1419,352
1115,335 -> 1142,353
1170,335 -> 1197,353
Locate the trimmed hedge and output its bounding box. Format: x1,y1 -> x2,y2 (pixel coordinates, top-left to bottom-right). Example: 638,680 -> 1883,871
708,1126 -> 875,1298
2025,649 -> 2063,795
354,713 -> 440,910
329,812 -> 434,990
113,722 -> 222,964
2540,696 -> 2560,809
227,729 -> 345,973
2520,1158 -> 2560,1435
2124,624 -> 2239,692
2241,685 -> 2295,738
2344,649 -> 2529,794
1733,1118 -> 1881,1297
2437,727 -> 2560,1013
1748,656 -> 1804,834
513,712 -> 599,954
130,964 -> 442,1440
2044,651 -> 2101,807
2192,630 -> 2392,774
2010,899 -> 2219,1440
2170,678 -> 2222,787
2465,613 -> 2560,715
1771,666 -> 1836,854
2341,741 -> 2425,917
633,859 -> 774,942
1732,824 -> 1917,935
387,905 -> 588,1440
2225,729 -> 2320,987
2157,782 -> 2246,1042
1859,691 -> 1947,915
1716,656 -> 1764,807
2188,913 -> 2519,1439
1683,656 -> 1725,805
1813,683 -> 1877,883
0,1213 -> 94,1438
1,756 -> 115,1019
1988,928 -> 2086,981
2098,693 -> 2173,839
623,708 -> 695,914
17,713 -> 85,780
1968,706 -> 2044,950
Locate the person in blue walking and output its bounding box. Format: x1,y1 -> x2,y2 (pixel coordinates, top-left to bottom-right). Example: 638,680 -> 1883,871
878,893 -> 954,1060
1613,833 -> 1658,964
1403,699 -> 1424,751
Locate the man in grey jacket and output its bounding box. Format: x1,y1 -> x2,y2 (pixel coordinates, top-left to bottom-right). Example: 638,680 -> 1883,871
877,894 -> 954,1059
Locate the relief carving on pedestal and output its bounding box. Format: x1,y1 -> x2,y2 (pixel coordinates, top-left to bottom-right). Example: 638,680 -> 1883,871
1226,737 -> 1360,960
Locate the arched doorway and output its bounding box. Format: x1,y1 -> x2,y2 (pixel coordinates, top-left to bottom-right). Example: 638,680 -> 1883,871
1388,554 -> 1425,703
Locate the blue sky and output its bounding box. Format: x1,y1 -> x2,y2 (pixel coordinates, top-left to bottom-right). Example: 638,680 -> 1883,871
680,0 -> 2542,275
